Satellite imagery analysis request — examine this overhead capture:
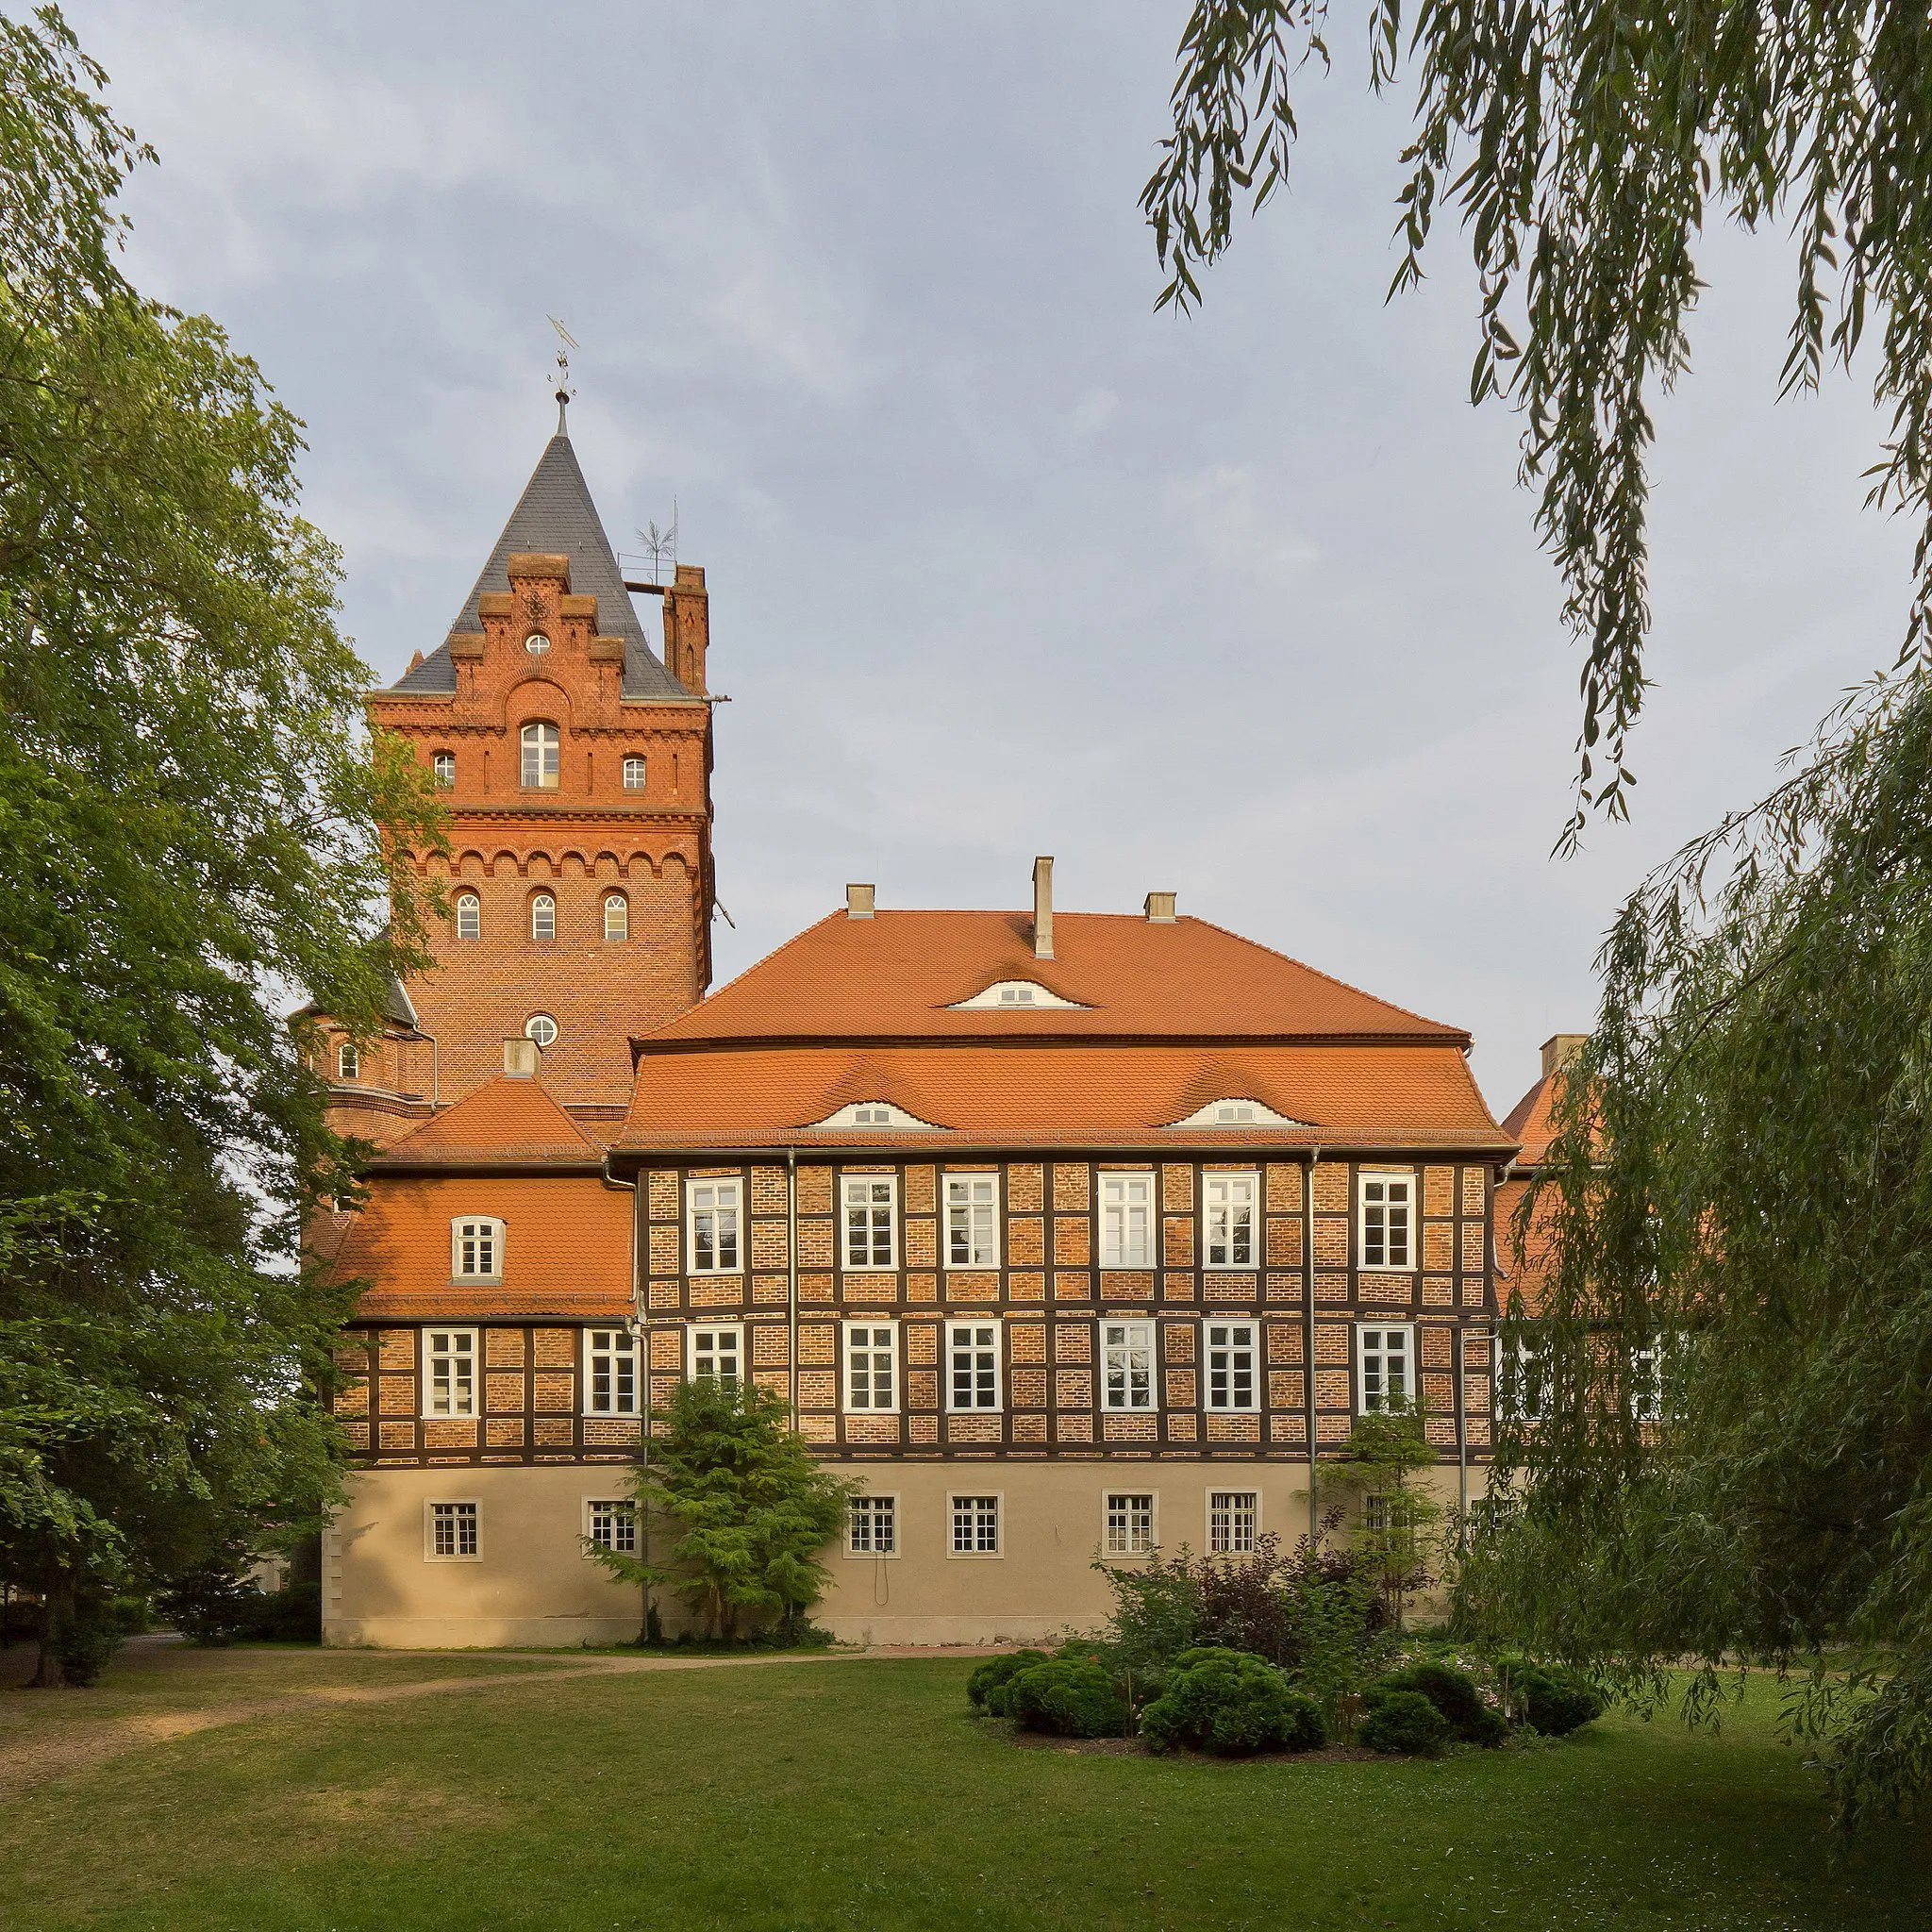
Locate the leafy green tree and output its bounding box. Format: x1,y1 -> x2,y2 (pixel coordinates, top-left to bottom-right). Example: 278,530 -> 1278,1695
1148,0 -> 1932,1827
1332,1409 -> 1441,1629
592,1378 -> 853,1642
0,7 -> 438,1682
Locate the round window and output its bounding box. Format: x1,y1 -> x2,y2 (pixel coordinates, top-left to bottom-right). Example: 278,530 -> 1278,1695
525,1013 -> 558,1050
524,632 -> 551,656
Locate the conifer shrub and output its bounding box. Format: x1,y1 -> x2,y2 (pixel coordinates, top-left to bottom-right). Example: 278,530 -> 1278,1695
1358,1686 -> 1451,1756
1381,1659 -> 1507,1746
1495,1654 -> 1604,1736
966,1648 -> 1052,1715
1140,1646 -> 1325,1756
52,1601 -> 123,1686
1004,1658 -> 1128,1738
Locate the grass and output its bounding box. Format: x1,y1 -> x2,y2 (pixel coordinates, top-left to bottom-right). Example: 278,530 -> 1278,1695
2,1644 -> 1928,1930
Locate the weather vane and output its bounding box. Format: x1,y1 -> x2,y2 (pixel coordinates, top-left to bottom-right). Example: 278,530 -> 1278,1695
547,315 -> 578,432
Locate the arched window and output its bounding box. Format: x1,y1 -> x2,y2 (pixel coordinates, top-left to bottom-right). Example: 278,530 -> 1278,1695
456,892 -> 480,940
525,1013 -> 558,1050
604,893 -> 628,942
431,752 -> 455,788
521,722 -> 560,790
622,756 -> 647,791
337,1042 -> 359,1081
530,893 -> 556,941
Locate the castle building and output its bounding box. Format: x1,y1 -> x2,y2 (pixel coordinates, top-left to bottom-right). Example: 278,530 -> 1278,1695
312,422 -> 1523,1648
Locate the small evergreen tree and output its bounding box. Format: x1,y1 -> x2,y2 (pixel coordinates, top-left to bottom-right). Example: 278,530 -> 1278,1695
590,1378 -> 852,1642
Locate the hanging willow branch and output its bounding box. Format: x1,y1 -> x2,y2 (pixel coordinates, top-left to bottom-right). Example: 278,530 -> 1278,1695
1144,2 -> 1932,846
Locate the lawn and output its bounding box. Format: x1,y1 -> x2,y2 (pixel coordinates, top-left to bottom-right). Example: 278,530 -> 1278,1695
1,1642 -> 1927,1930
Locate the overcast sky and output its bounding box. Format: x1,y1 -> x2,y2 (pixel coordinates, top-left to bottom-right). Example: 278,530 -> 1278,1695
65,1 -> 1914,1116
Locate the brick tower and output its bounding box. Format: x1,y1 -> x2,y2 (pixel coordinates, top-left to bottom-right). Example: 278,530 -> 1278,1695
351,420 -> 716,1116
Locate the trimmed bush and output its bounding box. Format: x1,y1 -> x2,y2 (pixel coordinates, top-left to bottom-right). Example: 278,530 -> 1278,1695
1358,1687 -> 1451,1756
1005,1659 -> 1128,1738
1522,1671 -> 1604,1738
1141,1646 -> 1325,1756
1383,1660 -> 1507,1747
966,1648 -> 1051,1715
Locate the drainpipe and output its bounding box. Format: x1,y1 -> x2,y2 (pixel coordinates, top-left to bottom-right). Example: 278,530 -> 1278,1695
1305,1144 -> 1321,1541
1455,1320 -> 1468,1539
787,1147 -> 799,1424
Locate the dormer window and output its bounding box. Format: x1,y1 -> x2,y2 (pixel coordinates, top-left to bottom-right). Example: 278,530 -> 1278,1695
1164,1096 -> 1305,1130
521,722 -> 560,789
948,979 -> 1089,1011
807,1099 -> 946,1132
451,1218 -> 504,1281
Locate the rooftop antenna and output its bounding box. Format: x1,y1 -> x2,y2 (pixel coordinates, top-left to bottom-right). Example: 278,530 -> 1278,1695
547,315 -> 578,433
636,498 -> 678,586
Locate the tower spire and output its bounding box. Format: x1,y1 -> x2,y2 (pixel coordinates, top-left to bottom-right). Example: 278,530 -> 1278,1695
547,315 -> 578,436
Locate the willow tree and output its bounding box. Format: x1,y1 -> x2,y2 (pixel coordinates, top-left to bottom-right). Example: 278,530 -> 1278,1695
0,8 -> 438,1680
1146,3 -> 1932,1824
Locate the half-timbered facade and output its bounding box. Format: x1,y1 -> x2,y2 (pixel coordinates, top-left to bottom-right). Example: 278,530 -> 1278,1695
312,418 -> 1526,1647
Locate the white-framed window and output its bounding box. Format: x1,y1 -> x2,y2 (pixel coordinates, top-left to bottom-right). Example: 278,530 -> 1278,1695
847,1494 -> 898,1557
432,751 -> 456,788
689,1324 -> 742,1389
456,891 -> 480,940
1101,1174 -> 1154,1266
1359,1172 -> 1414,1269
522,721 -> 560,789
585,1498 -> 637,1555
844,1322 -> 898,1411
622,756 -> 647,790
425,1500 -> 480,1561
950,1493 -> 1001,1556
854,1105 -> 890,1125
1498,1327 -> 1551,1423
530,892 -> 556,941
1203,1173 -> 1257,1268
842,1175 -> 897,1270
1104,1491 -> 1156,1557
524,632 -> 551,657
1208,1490 -> 1258,1555
451,1218 -> 504,1282
524,1013 -> 558,1050
1630,1334 -> 1681,1424
1103,1319 -> 1155,1410
688,1179 -> 741,1274
1357,1324 -> 1414,1414
337,1042 -> 359,1081
1204,1321 -> 1258,1411
946,1322 -> 1001,1411
424,1329 -> 477,1417
584,1327 -> 639,1415
604,893 -> 628,942
945,1174 -> 998,1267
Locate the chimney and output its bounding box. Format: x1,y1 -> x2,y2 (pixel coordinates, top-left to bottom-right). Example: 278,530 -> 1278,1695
846,883 -> 875,920
504,1037 -> 541,1077
1032,856 -> 1055,959
1541,1033 -> 1589,1077
662,563 -> 710,695
1143,891 -> 1177,924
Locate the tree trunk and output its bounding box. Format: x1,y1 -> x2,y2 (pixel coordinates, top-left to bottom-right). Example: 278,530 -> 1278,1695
28,1569 -> 72,1689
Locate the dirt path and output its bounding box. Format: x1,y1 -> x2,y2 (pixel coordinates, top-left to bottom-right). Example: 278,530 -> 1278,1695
0,1645 -> 971,1799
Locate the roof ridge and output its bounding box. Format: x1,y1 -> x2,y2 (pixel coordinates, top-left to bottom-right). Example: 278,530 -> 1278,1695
380,1072 -> 602,1156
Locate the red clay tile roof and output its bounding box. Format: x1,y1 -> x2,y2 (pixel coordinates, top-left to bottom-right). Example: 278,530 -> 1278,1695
641,911 -> 1467,1047
328,1173 -> 631,1319
1500,1069 -> 1568,1166
375,1074 -> 608,1165
621,1042 -> 1507,1151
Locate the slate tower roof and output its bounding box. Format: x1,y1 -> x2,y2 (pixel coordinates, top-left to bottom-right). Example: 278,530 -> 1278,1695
390,431 -> 691,701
